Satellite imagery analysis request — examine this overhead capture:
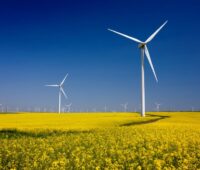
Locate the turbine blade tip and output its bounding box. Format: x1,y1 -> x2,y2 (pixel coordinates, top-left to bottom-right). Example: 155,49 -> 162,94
164,20 -> 168,25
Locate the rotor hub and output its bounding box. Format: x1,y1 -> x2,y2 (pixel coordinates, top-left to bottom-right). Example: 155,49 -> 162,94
138,43 -> 145,49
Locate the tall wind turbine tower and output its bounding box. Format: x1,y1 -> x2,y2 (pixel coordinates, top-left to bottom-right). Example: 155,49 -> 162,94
45,74 -> 68,114
108,21 -> 167,117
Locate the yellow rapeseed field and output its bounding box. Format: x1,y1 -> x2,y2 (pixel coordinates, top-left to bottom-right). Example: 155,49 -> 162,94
0,112 -> 200,169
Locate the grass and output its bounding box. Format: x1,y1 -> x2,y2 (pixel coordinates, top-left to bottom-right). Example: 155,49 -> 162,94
0,112 -> 200,169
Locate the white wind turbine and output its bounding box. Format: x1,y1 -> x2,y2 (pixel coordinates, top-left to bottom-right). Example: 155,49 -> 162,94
0,104 -> 3,112
45,74 -> 68,114
191,107 -> 194,112
104,105 -> 107,112
121,103 -> 128,112
65,103 -> 72,112
155,102 -> 162,112
108,21 -> 167,117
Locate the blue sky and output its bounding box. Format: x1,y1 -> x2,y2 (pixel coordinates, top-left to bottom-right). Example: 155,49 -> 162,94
0,0 -> 199,112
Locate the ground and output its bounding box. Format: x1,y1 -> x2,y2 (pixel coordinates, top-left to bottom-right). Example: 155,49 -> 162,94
0,112 -> 200,169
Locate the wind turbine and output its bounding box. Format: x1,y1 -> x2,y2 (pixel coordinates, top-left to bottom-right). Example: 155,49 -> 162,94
45,74 -> 68,114
191,107 -> 194,112
108,21 -> 167,117
43,107 -> 47,112
0,104 -> 3,112
104,105 -> 107,112
65,103 -> 72,112
16,107 -> 19,112
155,102 -> 162,112
121,103 -> 128,112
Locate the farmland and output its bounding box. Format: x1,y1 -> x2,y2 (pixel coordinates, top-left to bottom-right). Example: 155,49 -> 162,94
0,112 -> 200,169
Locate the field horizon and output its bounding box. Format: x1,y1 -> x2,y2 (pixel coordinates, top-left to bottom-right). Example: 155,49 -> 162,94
0,111 -> 196,131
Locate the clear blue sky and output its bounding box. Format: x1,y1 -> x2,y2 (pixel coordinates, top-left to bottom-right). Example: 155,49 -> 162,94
0,0 -> 199,112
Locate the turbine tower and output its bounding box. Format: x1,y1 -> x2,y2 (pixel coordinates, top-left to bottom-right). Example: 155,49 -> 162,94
121,103 -> 128,112
46,74 -> 68,114
155,102 -> 162,112
191,107 -> 194,112
0,104 -> 3,112
108,21 -> 167,117
104,105 -> 107,112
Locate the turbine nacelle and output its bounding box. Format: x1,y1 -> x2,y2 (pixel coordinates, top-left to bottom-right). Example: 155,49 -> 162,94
138,43 -> 146,49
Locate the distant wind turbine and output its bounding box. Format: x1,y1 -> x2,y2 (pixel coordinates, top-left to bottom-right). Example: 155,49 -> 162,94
104,105 -> 107,112
65,103 -> 72,112
16,107 -> 19,112
108,21 -> 168,117
121,103 -> 128,112
191,107 -> 194,112
155,102 -> 162,112
45,74 -> 68,114
0,104 -> 3,112
43,107 -> 47,112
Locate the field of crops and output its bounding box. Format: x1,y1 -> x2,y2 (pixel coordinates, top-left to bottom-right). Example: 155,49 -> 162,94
0,112 -> 200,169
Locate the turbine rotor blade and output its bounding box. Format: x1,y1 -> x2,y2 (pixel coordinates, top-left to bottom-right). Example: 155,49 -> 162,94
60,87 -> 67,99
60,73 -> 68,86
45,84 -> 59,87
108,28 -> 143,43
145,21 -> 168,43
66,103 -> 72,107
144,45 -> 158,82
